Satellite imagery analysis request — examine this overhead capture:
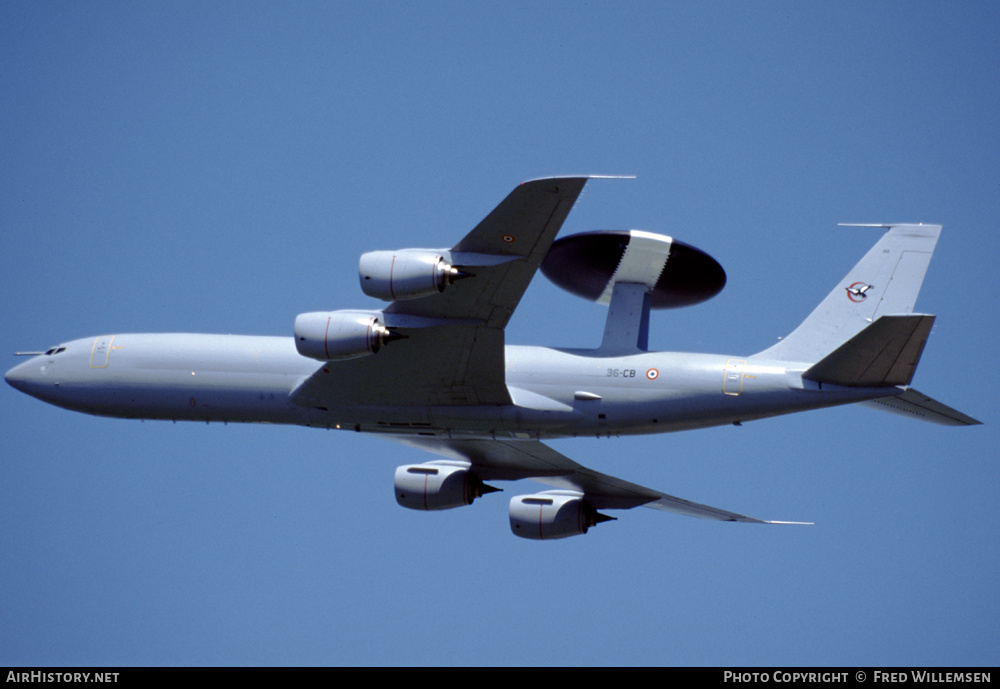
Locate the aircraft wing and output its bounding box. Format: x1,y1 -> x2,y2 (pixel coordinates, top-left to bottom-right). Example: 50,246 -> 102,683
291,177 -> 589,408
386,176 -> 590,326
396,436 -> 801,523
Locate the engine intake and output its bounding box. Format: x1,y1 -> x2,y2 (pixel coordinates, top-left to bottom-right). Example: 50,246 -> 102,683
294,310 -> 404,361
509,491 -> 614,540
394,461 -> 499,511
359,249 -> 470,301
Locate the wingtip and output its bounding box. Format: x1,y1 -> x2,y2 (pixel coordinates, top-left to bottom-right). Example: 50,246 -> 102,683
521,174 -> 636,185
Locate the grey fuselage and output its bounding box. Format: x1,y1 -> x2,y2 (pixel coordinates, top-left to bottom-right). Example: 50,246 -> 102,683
5,333 -> 893,440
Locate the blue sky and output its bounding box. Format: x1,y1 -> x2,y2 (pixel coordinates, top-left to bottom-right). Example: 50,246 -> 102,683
2,2 -> 997,666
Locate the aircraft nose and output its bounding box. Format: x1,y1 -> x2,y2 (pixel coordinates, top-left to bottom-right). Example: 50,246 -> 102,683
5,357 -> 48,396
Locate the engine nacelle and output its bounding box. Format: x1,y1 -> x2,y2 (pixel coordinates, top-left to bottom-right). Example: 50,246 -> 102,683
509,491 -> 613,540
394,461 -> 498,511
294,310 -> 403,361
359,249 -> 468,301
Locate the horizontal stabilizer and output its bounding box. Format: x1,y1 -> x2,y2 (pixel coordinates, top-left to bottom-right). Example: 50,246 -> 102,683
803,315 -> 934,387
862,388 -> 982,426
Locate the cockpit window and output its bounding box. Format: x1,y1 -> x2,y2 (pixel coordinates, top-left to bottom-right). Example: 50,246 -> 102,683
44,347 -> 67,355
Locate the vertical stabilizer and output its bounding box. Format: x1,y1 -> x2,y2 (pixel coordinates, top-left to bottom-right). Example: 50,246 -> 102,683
757,224 -> 941,364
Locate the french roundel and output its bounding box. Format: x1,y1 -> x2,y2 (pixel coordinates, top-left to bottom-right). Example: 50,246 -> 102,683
646,368 -> 659,380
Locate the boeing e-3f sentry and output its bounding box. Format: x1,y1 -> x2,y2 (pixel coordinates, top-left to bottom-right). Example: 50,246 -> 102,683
5,177 -> 980,539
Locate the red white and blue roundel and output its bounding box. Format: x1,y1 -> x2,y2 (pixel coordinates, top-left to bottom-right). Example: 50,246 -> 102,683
540,229 -> 726,309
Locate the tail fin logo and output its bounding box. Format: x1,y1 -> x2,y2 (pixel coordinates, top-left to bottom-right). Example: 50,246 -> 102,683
846,282 -> 873,303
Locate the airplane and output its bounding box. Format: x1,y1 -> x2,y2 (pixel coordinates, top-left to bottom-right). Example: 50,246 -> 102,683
5,176 -> 980,540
